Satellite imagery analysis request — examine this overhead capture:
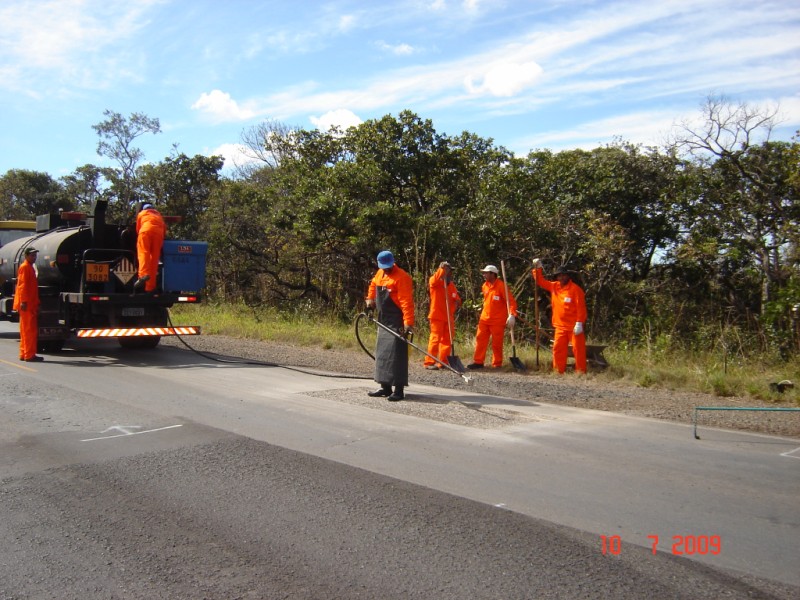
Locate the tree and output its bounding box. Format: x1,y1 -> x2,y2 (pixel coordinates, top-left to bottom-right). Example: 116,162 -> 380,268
92,110 -> 161,220
670,96 -> 799,315
239,119 -> 299,175
59,164 -> 107,212
138,152 -> 224,239
0,169 -> 72,219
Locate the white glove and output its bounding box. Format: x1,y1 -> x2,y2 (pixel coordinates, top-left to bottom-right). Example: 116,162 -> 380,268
573,322 -> 584,335
506,315 -> 516,328
365,298 -> 375,308
532,258 -> 542,269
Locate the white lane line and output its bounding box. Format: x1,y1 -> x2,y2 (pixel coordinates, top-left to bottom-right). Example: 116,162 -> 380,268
81,424 -> 183,442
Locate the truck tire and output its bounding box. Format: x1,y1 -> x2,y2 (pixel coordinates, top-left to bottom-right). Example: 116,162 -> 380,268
118,336 -> 161,349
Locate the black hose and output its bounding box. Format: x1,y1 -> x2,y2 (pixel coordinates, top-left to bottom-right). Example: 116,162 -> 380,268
166,311 -> 371,380
354,311 -> 375,360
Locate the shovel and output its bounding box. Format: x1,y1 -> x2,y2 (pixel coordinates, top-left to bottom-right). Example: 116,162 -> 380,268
500,260 -> 526,372
442,277 -> 466,373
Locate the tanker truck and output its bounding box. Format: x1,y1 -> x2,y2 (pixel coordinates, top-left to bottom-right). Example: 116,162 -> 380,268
0,199 -> 205,351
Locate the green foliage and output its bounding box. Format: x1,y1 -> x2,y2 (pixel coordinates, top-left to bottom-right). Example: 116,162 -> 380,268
138,152 -> 224,238
3,99 -> 799,363
0,169 -> 73,218
92,109 -> 162,221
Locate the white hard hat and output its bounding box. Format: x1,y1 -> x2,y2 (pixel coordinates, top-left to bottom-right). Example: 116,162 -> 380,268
480,265 -> 499,274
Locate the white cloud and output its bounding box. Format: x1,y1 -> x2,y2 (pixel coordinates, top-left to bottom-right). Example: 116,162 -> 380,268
463,0 -> 481,12
191,90 -> 257,123
188,0 -> 800,141
377,41 -> 416,56
205,143 -> 257,170
0,0 -> 159,94
465,60 -> 544,97
310,109 -> 363,132
338,14 -> 357,32
777,94 -> 800,128
516,109 -> 681,153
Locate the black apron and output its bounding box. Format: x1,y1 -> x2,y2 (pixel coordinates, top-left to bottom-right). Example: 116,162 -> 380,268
374,286 -> 408,387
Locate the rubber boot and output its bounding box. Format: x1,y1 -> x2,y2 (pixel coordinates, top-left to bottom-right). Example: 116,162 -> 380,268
388,386 -> 404,401
133,275 -> 150,292
368,385 -> 392,397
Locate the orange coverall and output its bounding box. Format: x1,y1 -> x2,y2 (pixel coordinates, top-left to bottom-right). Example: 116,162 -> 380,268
424,267 -> 461,367
13,259 -> 40,360
473,278 -> 517,368
366,265 -> 415,329
532,268 -> 587,373
136,207 -> 166,292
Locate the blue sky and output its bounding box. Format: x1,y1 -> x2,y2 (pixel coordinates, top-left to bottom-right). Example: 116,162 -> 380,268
1,0 -> 799,178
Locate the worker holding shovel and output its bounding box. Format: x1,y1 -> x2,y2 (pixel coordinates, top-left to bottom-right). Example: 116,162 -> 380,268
467,265 -> 518,369
424,261 -> 462,371
531,261 -> 587,374
365,250 -> 415,401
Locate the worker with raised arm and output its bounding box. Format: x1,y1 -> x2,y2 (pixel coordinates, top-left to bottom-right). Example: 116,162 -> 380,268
424,261 -> 461,370
531,261 -> 587,374
467,264 -> 517,369
365,250 -> 415,401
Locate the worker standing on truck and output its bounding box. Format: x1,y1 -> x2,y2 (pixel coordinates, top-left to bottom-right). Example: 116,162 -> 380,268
135,202 -> 166,292
365,250 -> 414,401
13,247 -> 42,362
531,261 -> 587,374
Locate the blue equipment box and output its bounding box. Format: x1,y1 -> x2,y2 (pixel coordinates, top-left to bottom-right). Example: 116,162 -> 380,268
161,240 -> 208,293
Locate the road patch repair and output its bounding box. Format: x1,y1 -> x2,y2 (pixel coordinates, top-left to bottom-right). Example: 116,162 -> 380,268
302,386 -> 541,429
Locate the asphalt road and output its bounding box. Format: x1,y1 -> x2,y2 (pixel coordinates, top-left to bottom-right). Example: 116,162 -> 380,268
0,326 -> 798,599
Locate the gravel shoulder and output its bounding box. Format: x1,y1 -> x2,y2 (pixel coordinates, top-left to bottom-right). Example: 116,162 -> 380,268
164,335 -> 800,439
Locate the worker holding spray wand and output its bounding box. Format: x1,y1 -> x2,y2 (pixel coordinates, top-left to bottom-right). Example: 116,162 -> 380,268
365,250 -> 414,401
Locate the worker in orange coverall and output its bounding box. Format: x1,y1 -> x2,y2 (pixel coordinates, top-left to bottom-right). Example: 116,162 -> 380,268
13,247 -> 43,362
467,264 -> 517,369
366,250 -> 415,401
424,261 -> 461,370
531,260 -> 587,374
135,202 -> 166,292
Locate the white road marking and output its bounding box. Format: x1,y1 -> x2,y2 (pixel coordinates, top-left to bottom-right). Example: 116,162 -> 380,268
779,446 -> 800,459
81,424 -> 183,442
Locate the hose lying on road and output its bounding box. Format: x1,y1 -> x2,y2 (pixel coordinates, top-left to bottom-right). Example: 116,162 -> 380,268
166,311 -> 372,381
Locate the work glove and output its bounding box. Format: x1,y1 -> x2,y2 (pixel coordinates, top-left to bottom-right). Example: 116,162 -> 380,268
403,325 -> 413,339
573,322 -> 584,335
506,315 -> 516,329
531,258 -> 542,270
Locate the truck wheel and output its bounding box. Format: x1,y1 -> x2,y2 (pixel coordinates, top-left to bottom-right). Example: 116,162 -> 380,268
39,340 -> 65,353
118,336 -> 161,349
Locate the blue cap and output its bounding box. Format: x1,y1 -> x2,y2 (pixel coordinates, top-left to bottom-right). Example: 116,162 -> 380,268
377,250 -> 395,269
